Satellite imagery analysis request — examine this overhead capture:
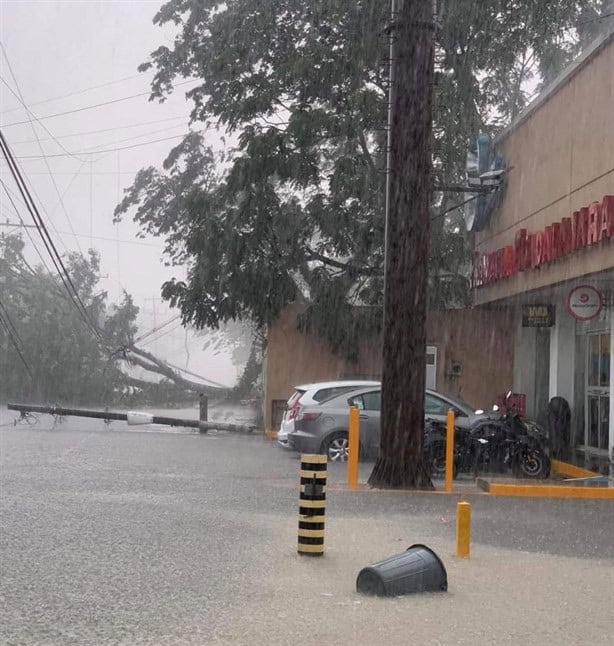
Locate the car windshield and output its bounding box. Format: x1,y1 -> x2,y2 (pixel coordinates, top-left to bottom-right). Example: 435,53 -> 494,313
1,2 -> 611,644
439,393 -> 476,414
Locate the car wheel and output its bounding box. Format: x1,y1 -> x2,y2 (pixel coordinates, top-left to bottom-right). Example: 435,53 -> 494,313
322,432 -> 350,462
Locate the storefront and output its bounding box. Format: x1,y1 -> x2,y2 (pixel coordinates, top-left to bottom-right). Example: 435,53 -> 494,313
470,32 -> 614,464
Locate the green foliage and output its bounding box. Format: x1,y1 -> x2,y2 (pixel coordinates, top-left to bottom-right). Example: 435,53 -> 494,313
0,234 -> 138,404
115,0 -> 604,355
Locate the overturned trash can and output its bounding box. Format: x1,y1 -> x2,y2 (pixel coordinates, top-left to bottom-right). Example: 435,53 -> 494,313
356,544 -> 447,597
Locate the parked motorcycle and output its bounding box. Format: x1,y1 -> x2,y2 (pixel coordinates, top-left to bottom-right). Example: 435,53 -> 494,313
423,419 -> 469,480
471,392 -> 551,479
425,392 -> 551,479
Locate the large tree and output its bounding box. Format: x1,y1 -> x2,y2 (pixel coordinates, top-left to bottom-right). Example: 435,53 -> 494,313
114,0 -> 606,484
117,0 -> 604,341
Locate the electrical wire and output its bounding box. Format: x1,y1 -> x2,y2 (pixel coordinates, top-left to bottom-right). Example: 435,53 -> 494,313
0,177 -> 55,274
0,307 -> 34,380
132,315 -> 182,345
9,115 -> 188,145
0,46 -> 88,253
0,75 -> 87,163
1,79 -> 199,128
163,359 -> 230,389
59,123 -> 191,156
14,130 -> 207,159
0,298 -> 22,345
0,131 -> 104,344
1,168 -> 73,256
0,72 -> 144,115
138,321 -> 185,348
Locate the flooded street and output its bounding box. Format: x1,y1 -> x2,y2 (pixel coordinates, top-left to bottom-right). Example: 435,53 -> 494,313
1,423 -> 612,645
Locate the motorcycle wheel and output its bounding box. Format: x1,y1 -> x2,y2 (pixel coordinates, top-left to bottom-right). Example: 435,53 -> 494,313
514,449 -> 550,479
429,443 -> 458,480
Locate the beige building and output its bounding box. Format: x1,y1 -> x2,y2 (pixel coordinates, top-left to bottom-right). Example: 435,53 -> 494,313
472,32 -> 614,462
263,304 -> 514,434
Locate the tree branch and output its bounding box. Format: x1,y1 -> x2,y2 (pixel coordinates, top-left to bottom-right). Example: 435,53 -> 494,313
305,247 -> 380,276
358,129 -> 377,174
125,344 -> 220,394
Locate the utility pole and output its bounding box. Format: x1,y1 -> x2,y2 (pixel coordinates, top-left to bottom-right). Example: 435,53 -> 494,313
369,0 -> 435,489
0,220 -> 37,229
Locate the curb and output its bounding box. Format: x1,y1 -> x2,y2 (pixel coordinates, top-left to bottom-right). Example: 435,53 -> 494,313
477,478 -> 614,499
551,459 -> 598,479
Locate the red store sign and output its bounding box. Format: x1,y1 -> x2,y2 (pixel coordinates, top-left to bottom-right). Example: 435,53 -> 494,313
472,194 -> 614,287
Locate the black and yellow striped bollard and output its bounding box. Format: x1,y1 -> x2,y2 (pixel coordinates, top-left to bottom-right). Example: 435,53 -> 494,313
298,453 -> 327,556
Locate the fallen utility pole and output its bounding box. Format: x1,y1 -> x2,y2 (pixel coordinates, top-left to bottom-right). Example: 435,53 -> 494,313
7,403 -> 256,434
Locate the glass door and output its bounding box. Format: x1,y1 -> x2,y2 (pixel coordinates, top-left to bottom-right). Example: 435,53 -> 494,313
586,333 -> 610,451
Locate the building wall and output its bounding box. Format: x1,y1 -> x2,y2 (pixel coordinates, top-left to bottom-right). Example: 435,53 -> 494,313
474,35 -> 614,305
264,304 -> 514,432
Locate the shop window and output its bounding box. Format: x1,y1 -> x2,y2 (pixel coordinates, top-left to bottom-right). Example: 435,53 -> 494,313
586,332 -> 610,451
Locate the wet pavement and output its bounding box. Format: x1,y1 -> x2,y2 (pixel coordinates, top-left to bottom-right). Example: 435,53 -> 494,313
1,412 -> 613,645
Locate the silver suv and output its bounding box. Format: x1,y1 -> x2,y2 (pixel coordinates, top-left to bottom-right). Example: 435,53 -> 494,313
277,380 -> 380,447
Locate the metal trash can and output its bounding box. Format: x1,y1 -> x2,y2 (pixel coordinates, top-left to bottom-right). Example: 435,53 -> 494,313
356,544 -> 448,596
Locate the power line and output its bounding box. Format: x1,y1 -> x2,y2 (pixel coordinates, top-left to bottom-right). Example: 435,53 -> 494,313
14,130 -> 207,159
9,115 -> 188,145
0,75 -> 87,163
0,298 -> 22,345
139,321 -> 185,349
0,72 -> 145,115
0,221 -> 165,248
1,79 -> 199,128
58,122 -> 191,156
57,231 -> 164,248
7,114 -> 189,158
163,359 -> 230,389
1,148 -> 81,255
0,178 -> 55,274
0,130 -> 104,344
0,47 -> 86,253
133,315 -> 182,345
0,221 -> 37,228
0,305 -> 34,380
1,170 -> 144,175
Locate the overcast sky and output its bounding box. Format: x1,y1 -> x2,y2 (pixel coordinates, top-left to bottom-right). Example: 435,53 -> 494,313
0,0 -> 240,387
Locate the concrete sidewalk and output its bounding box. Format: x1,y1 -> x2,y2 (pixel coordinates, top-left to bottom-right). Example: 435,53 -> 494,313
209,512 -> 613,646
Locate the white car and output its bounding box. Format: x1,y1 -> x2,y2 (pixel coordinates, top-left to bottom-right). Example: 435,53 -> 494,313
277,380 -> 380,447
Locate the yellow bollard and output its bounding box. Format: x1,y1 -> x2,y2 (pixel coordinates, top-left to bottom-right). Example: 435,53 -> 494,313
298,453 -> 327,556
347,406 -> 360,490
445,409 -> 455,493
456,501 -> 471,558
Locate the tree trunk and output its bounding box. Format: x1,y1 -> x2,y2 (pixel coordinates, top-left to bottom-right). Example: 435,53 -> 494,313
125,344 -> 221,395
369,0 -> 434,489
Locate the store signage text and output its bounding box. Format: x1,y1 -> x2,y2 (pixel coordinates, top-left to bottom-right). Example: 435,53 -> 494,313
472,195 -> 614,287
521,304 -> 555,327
